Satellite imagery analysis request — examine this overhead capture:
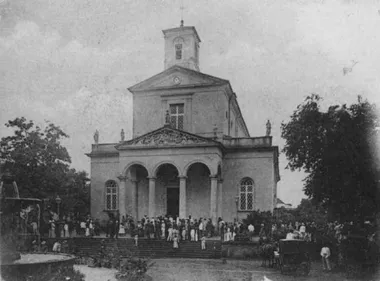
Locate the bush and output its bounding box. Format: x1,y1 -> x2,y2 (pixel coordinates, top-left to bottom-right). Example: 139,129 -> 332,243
115,257 -> 154,281
243,210 -> 273,235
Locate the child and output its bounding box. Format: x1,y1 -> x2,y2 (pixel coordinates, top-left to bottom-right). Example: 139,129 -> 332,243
41,241 -> 48,254
52,241 -> 61,253
201,236 -> 206,250
134,234 -> 138,247
173,234 -> 179,249
31,240 -> 38,252
320,243 -> 331,271
119,222 -> 125,237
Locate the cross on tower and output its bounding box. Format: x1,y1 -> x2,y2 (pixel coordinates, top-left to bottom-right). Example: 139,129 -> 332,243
180,0 -> 185,27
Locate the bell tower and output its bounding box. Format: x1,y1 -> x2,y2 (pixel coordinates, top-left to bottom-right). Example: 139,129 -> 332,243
162,21 -> 201,71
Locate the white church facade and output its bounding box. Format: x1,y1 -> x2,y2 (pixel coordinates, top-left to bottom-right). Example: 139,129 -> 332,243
87,23 -> 280,224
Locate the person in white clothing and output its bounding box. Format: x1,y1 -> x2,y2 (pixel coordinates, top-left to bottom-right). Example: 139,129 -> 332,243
321,244 -> 331,271
201,236 -> 206,250
64,222 -> 69,238
167,225 -> 173,241
299,223 -> 306,239
225,227 -> 232,242
190,227 -> 195,241
199,221 -> 204,238
52,241 -> 61,253
248,224 -> 255,241
286,229 -> 295,240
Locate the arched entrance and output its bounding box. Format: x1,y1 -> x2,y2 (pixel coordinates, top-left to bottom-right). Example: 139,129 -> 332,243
155,164 -> 180,218
125,164 -> 149,220
185,162 -> 211,219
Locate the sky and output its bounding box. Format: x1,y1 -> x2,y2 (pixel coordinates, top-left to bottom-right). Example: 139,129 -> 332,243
1,0 -> 380,207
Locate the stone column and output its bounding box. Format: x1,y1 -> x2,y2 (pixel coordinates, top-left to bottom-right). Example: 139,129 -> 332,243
210,176 -> 218,224
148,177 -> 156,218
130,179 -> 138,219
179,176 -> 187,219
217,179 -> 223,219
117,175 -> 127,219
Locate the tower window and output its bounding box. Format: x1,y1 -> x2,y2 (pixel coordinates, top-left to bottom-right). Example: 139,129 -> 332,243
169,103 -> 184,130
175,44 -> 182,60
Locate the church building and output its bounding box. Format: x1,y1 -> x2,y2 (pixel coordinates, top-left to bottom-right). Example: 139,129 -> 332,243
87,22 -> 280,224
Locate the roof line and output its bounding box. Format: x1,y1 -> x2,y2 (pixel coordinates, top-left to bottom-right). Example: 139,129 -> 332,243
128,65 -> 229,92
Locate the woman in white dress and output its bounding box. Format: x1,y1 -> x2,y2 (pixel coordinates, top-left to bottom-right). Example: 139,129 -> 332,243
119,222 -> 125,236
190,226 -> 195,241
225,227 -> 231,242
173,235 -> 179,249
167,225 -> 173,241
161,221 -> 166,240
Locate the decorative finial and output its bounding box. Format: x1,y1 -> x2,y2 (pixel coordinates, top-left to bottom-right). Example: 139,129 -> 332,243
165,110 -> 170,126
94,130 -> 99,144
266,120 -> 271,136
120,129 -> 125,142
180,0 -> 185,27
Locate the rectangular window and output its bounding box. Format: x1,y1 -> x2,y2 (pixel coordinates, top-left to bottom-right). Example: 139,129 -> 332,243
169,103 -> 184,130
175,44 -> 182,60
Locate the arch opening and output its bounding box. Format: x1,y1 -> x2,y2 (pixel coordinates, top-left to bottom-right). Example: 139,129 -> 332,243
124,164 -> 149,220
186,162 -> 211,219
156,163 -> 180,218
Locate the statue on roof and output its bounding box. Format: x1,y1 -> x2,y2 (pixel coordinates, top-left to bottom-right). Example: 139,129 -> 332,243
266,120 -> 271,136
121,129 -> 125,142
94,130 -> 99,144
165,110 -> 170,126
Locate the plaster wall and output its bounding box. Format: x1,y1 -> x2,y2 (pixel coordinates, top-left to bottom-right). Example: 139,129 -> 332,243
221,151 -> 275,222
90,157 -> 120,221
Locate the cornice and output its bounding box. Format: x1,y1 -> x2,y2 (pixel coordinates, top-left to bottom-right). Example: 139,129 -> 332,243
85,152 -> 119,158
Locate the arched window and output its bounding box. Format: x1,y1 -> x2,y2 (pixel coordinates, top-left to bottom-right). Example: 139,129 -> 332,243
239,178 -> 254,211
175,44 -> 182,60
105,180 -> 118,210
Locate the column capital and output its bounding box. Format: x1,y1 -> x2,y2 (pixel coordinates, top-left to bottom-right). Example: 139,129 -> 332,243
209,175 -> 218,180
178,176 -> 187,180
147,177 -> 157,181
117,175 -> 127,182
129,178 -> 138,183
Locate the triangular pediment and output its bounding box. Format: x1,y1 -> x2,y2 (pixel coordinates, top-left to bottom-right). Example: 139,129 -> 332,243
128,65 -> 228,92
116,126 -> 220,149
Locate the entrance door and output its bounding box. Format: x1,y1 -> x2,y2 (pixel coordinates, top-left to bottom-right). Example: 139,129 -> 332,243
166,187 -> 179,217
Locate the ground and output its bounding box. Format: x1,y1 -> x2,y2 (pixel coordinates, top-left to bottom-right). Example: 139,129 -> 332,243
74,258 -> 380,281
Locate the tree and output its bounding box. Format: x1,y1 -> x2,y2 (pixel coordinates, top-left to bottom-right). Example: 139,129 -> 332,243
293,199 -> 327,225
281,95 -> 379,222
0,117 -> 90,215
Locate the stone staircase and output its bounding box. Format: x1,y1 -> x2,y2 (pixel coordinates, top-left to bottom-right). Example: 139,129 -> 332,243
46,238 -> 222,259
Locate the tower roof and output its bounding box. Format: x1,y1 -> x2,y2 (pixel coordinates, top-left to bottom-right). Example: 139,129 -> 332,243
162,25 -> 201,43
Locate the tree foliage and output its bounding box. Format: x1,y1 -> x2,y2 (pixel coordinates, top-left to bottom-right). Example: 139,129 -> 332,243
281,95 -> 379,222
0,117 -> 89,215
